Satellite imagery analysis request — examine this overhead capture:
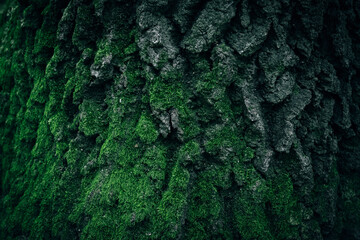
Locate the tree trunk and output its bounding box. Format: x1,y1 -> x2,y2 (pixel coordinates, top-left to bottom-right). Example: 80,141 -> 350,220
1,0 -> 359,239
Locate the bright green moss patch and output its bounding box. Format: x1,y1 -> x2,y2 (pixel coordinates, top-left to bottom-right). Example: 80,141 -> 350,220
136,113 -> 159,143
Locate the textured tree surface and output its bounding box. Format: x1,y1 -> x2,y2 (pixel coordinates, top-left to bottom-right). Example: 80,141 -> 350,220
0,0 -> 360,239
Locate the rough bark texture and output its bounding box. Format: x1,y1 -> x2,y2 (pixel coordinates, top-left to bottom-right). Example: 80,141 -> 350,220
0,0 -> 359,239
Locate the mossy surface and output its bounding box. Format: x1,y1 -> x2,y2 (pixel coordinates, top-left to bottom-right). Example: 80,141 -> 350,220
1,0 -> 360,239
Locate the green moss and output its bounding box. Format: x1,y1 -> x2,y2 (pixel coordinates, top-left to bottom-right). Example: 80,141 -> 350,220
33,28 -> 55,54
177,140 -> 201,165
267,173 -> 296,215
185,175 -> 222,239
176,106 -> 201,141
79,99 -> 107,136
204,124 -> 246,157
48,111 -> 68,140
266,172 -> 300,239
232,162 -> 301,239
70,49 -> 94,104
32,3 -> 58,65
136,113 -> 159,144
340,174 -> 360,235
149,79 -> 185,111
124,42 -> 137,55
313,161 -> 340,225
156,162 -> 190,239
234,180 -> 273,240
205,165 -> 232,189
194,59 -> 218,92
72,5 -> 97,50
99,115 -> 142,168
139,145 -> 167,189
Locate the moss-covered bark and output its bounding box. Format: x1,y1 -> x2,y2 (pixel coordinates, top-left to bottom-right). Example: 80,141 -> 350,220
0,0 -> 359,239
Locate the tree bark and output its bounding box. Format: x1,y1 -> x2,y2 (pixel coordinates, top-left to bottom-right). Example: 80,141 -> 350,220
0,0 -> 359,239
